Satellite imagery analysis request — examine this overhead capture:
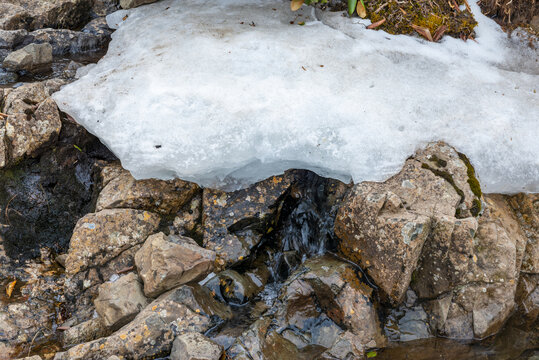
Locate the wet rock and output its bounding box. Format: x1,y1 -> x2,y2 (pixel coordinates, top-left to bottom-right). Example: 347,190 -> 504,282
0,68 -> 17,84
120,0 -> 159,9
62,317 -> 110,347
94,272 -> 148,329
0,0 -> 93,31
55,285 -> 231,360
228,255 -> 385,359
2,42 -> 52,72
205,269 -> 261,305
335,142 -> 484,304
135,232 -> 215,297
65,209 -> 160,275
203,171 -> 299,269
96,163 -> 199,215
171,332 -> 223,360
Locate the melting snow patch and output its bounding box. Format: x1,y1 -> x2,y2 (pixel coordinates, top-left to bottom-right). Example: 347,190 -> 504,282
52,0 -> 539,193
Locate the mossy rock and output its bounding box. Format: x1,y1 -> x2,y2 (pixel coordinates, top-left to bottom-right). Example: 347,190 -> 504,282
364,0 -> 478,39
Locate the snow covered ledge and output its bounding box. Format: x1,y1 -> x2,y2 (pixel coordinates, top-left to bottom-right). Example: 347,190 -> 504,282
53,0 -> 538,192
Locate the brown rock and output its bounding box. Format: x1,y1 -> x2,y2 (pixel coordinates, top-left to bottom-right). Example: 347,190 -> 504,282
171,332 -> 223,360
96,163 -> 199,215
65,209 -> 160,275
135,232 -> 215,297
94,272 -> 148,329
335,142 -> 483,304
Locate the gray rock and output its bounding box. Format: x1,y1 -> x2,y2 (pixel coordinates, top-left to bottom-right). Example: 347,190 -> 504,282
65,209 -> 161,275
120,0 -> 159,9
135,232 -> 215,297
3,43 -> 52,72
171,332 -> 223,360
94,272 -> 149,329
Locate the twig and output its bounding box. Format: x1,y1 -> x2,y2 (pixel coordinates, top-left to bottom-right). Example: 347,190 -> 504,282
117,266 -> 135,274
5,194 -> 17,227
27,328 -> 44,357
367,18 -> 386,29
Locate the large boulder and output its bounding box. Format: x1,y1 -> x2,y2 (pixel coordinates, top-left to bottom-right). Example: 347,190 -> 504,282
135,232 -> 215,297
94,272 -> 148,329
65,209 -> 160,275
3,43 -> 52,71
96,163 -> 199,215
55,285 -> 231,359
335,142 -> 482,304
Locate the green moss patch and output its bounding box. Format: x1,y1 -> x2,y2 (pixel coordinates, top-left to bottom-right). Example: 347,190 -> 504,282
365,0 -> 477,39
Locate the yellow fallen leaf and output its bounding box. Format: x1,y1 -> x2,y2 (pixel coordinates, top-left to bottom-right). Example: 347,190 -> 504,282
290,0 -> 304,11
356,2 -> 367,18
6,280 -> 16,298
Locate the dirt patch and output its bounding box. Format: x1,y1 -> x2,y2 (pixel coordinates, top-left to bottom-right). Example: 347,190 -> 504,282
479,0 -> 539,32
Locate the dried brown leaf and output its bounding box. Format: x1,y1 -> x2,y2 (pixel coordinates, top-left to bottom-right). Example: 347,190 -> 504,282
433,25 -> 448,42
411,24 -> 433,42
357,2 -> 367,18
290,0 -> 304,11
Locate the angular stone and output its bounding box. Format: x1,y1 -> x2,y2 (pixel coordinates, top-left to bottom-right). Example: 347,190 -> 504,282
55,285 -> 231,360
96,163 -> 199,215
3,43 -> 53,72
94,272 -> 148,329
203,171 -> 299,269
335,142 -> 484,304
171,332 -> 223,360
5,97 -> 61,160
135,232 -> 215,297
66,209 -> 160,275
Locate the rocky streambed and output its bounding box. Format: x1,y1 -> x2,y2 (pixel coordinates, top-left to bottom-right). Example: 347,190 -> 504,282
1,0 -> 538,360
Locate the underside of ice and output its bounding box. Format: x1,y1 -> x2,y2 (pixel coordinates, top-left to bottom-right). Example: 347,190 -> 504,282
52,0 -> 539,193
